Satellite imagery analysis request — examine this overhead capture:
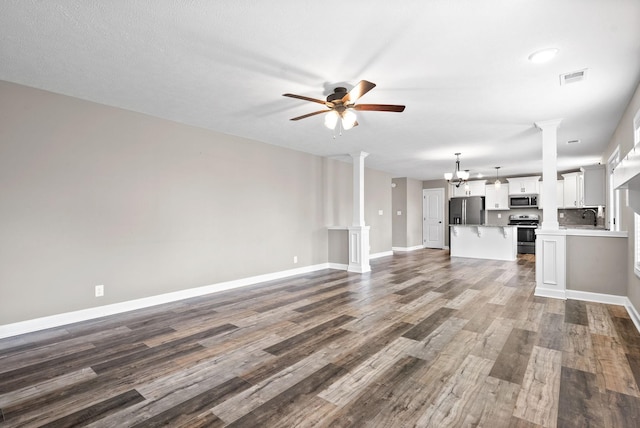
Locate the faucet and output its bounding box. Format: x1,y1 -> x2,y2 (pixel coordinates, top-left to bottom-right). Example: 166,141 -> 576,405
582,208 -> 597,227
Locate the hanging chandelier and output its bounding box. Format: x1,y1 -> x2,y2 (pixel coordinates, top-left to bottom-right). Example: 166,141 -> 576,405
444,153 -> 470,188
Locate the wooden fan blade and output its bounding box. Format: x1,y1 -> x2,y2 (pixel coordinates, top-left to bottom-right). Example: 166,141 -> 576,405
342,80 -> 376,103
283,93 -> 328,105
354,104 -> 405,112
290,110 -> 330,121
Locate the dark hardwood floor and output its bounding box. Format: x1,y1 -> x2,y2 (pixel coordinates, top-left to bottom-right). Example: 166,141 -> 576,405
2,249 -> 640,427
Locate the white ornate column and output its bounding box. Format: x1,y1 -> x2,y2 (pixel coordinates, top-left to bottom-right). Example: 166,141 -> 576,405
348,151 -> 371,273
534,119 -> 566,299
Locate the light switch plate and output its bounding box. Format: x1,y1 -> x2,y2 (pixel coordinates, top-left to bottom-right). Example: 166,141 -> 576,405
378,210 -> 383,215
397,211 -> 402,216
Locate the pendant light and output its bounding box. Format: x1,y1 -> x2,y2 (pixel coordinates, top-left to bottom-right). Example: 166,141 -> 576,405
494,167 -> 501,188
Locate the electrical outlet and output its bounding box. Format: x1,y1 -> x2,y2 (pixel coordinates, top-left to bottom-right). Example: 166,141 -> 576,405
293,256 -> 298,264
378,210 -> 383,215
560,213 -> 565,218
95,285 -> 104,297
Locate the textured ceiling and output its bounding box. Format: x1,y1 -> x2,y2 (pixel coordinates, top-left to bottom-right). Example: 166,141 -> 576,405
1,1 -> 639,180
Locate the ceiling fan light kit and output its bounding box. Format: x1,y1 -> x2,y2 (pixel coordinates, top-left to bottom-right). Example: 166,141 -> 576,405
283,80 -> 405,133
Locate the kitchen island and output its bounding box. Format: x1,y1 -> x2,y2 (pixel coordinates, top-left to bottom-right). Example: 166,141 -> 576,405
450,224 -> 518,261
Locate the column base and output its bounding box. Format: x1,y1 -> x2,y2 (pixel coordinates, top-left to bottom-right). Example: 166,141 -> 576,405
348,226 -> 371,274
535,229 -> 567,300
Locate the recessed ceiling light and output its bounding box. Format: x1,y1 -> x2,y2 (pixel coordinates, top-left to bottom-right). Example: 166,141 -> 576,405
528,48 -> 559,63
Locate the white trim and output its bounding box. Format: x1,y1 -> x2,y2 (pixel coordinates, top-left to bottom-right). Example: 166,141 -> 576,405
560,290 -> 640,334
327,263 -> 349,270
565,290 -> 627,306
0,263 -> 333,339
625,297 -> 640,334
563,229 -> 627,238
392,245 -> 425,252
534,287 -> 567,300
347,265 -> 372,273
370,250 -> 393,259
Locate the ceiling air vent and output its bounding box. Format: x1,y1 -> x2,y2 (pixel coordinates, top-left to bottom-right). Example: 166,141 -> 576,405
567,139 -> 581,144
560,69 -> 588,86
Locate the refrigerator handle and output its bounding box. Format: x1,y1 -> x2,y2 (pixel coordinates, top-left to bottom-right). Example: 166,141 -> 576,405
462,199 -> 466,224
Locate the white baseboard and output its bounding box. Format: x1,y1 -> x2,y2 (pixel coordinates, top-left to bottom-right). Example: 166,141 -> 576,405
565,290 -> 627,306
533,287 -> 567,300
370,251 -> 393,259
0,263 -> 334,339
625,298 -> 640,334
328,263 -> 348,271
563,290 -> 640,334
392,245 -> 425,252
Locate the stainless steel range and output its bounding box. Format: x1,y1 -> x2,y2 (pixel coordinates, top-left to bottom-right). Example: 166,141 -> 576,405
508,214 -> 540,254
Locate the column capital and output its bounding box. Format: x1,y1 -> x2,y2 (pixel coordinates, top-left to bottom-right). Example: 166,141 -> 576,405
350,151 -> 369,160
534,119 -> 563,130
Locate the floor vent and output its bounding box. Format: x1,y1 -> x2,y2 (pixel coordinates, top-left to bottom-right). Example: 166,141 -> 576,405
560,69 -> 588,86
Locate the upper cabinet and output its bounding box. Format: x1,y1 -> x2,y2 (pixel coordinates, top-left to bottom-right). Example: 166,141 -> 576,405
485,184 -> 509,210
562,172 -> 583,208
506,176 -> 540,195
450,180 -> 486,197
581,165 -> 605,207
561,166 -> 605,208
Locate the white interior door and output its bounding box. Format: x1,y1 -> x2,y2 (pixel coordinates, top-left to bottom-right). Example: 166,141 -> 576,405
423,188 -> 445,249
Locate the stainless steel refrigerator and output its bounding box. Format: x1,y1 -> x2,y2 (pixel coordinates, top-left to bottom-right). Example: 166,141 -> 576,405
449,196 -> 485,225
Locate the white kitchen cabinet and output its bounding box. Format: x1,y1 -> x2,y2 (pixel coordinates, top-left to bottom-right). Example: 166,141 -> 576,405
581,165 -> 605,207
562,172 -> 583,208
485,184 -> 509,210
507,176 -> 540,195
450,180 -> 486,197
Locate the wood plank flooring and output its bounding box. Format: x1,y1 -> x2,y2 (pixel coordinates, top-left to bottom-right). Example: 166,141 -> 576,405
2,249 -> 640,427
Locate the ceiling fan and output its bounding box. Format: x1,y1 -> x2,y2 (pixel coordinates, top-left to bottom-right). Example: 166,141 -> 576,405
283,80 -> 405,131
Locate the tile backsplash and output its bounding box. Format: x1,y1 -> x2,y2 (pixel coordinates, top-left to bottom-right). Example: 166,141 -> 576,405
558,208 -> 606,227
485,208 -> 606,227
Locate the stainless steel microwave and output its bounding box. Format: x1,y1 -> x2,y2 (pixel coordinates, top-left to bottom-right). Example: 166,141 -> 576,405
509,195 -> 538,208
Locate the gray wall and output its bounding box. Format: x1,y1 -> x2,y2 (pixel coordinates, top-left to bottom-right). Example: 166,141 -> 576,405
566,236 -> 627,295
392,177 -> 423,248
602,80 -> 640,310
0,81 -> 392,325
323,159 -> 392,255
406,178 -> 424,247
392,178 -> 408,247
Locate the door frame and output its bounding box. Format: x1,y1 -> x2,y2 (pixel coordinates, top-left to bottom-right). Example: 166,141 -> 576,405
423,188 -> 445,249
